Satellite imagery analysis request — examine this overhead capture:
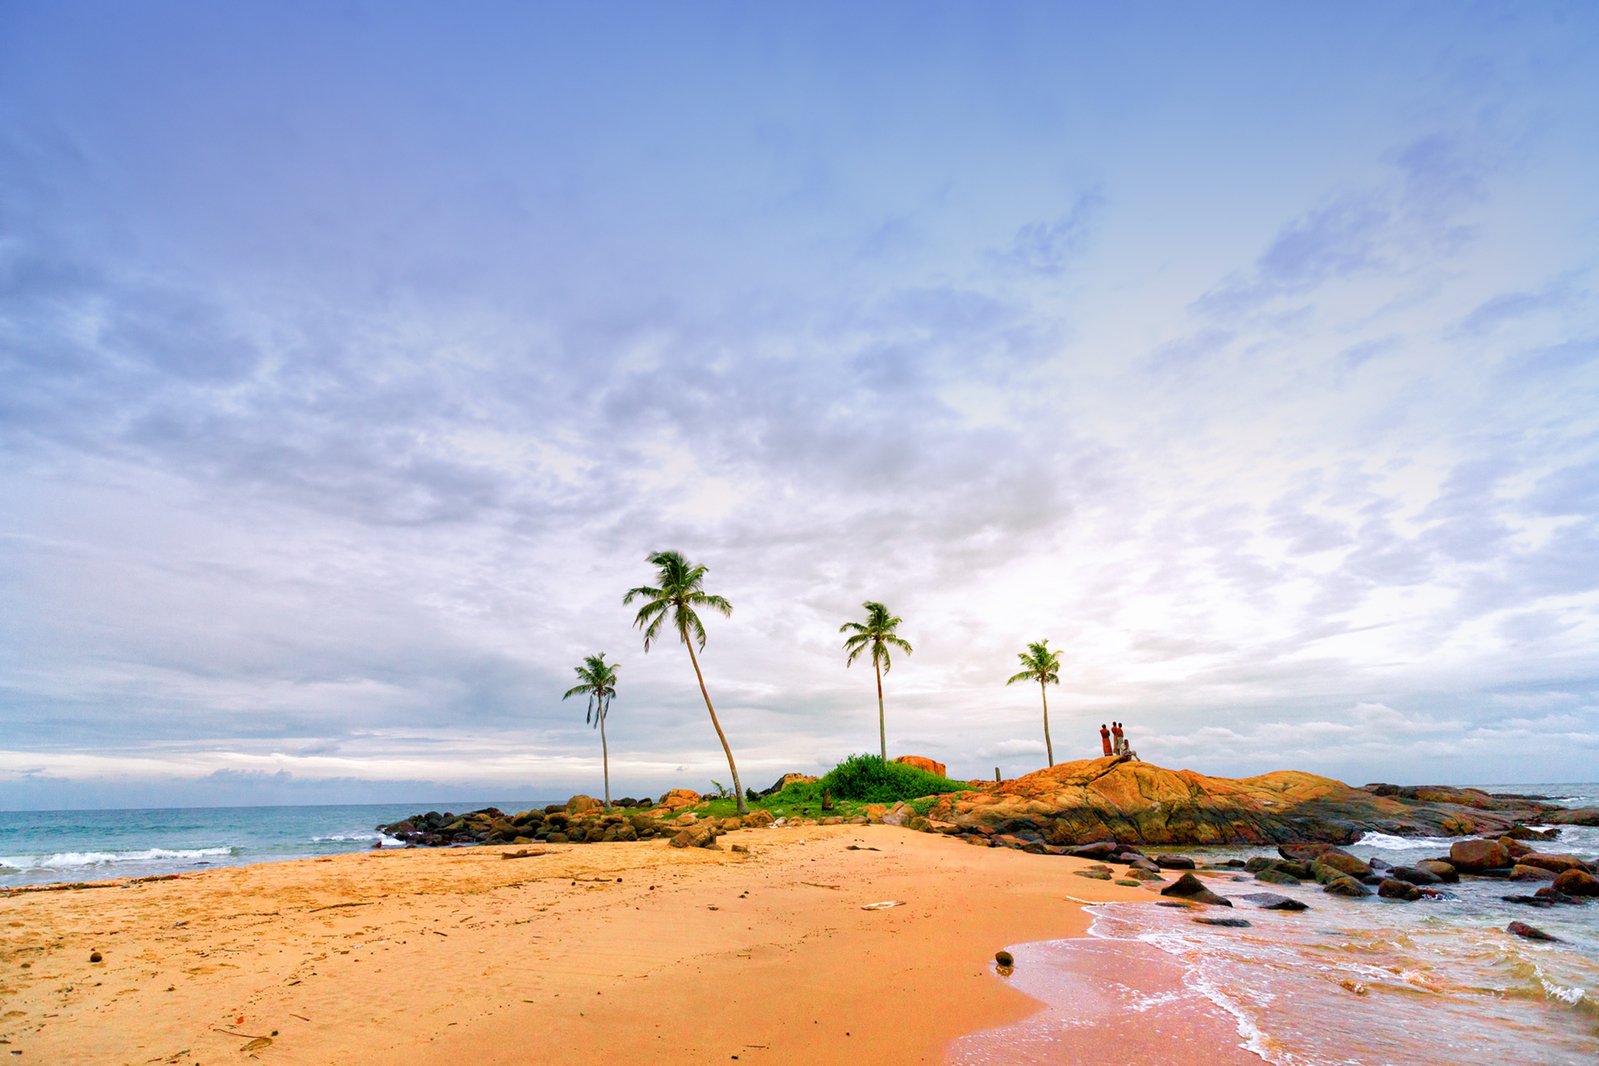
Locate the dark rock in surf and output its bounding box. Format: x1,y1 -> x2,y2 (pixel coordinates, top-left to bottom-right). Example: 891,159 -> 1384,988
1240,892 -> 1309,911
1193,917 -> 1251,927
1389,865 -> 1442,886
1377,878 -> 1423,901
1160,873 -> 1232,907
1507,921 -> 1559,942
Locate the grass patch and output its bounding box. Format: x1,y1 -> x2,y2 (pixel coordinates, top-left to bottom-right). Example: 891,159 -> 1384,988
675,756 -> 968,820
819,754 -> 971,805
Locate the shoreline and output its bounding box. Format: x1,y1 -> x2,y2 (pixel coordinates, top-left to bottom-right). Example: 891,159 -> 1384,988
0,824 -> 1258,1064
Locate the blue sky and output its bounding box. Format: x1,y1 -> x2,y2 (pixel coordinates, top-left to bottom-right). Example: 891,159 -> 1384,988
2,2 -> 1596,808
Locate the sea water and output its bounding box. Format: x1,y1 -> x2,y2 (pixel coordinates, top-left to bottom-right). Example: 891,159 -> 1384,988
953,783 -> 1599,1065
0,800 -> 554,887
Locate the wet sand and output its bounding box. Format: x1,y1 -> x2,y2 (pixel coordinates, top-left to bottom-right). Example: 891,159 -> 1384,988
0,824 -> 1259,1064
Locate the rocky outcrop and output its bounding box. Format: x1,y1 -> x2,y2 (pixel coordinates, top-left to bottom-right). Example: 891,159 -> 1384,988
923,757 -> 1599,847
658,789 -> 702,810
894,755 -> 947,777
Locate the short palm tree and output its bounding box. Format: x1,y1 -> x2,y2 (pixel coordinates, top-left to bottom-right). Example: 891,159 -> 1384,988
623,550 -> 746,814
840,601 -> 913,761
1006,639 -> 1061,766
562,653 -> 619,809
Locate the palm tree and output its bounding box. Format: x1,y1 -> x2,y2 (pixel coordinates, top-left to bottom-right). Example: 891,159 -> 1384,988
623,550 -> 746,814
562,653 -> 619,809
1006,639 -> 1062,766
840,601 -> 913,761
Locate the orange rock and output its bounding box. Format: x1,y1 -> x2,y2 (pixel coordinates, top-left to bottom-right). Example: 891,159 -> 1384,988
894,755 -> 947,777
566,795 -> 602,814
658,789 -> 701,810
921,757 -> 1515,847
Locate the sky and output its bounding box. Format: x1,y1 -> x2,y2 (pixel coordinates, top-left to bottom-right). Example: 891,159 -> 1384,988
2,2 -> 1597,809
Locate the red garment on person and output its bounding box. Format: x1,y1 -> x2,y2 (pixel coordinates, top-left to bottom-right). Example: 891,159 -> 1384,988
1100,726 -> 1113,756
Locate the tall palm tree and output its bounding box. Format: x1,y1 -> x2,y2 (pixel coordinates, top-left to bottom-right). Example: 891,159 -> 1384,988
562,653 -> 619,809
623,550 -> 746,814
1006,639 -> 1062,766
840,601 -> 913,761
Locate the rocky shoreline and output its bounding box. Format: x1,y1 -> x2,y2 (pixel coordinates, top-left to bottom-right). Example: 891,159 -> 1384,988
379,757 -> 1599,857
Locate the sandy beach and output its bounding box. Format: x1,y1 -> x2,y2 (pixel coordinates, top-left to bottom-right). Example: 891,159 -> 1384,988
0,824 -> 1260,1064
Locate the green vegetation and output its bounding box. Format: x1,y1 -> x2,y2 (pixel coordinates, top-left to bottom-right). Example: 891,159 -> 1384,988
839,601 -> 913,761
624,549 -> 748,814
818,753 -> 969,804
1006,638 -> 1062,767
677,755 -> 969,820
561,652 -> 619,808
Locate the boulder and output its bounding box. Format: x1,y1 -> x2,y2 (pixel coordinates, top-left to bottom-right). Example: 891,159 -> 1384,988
1122,868 -> 1165,882
1515,853 -> 1592,875
1389,865 -> 1442,886
1501,894 -> 1555,908
1314,849 -> 1374,879
1255,868 -> 1302,886
658,789 -> 701,811
1068,842 -> 1121,860
1239,892 -> 1309,911
893,755 -> 947,777
566,795 -> 602,815
1449,839 -> 1511,872
1416,860 -> 1459,883
1311,861 -> 1351,886
741,810 -> 776,829
1193,917 -> 1252,927
1534,887 -> 1578,904
1377,878 -> 1423,901
1509,864 -> 1558,882
1074,866 -> 1113,880
669,825 -> 719,849
1160,873 -> 1233,907
1498,836 -> 1535,859
1279,843 -> 1334,863
1323,876 -> 1372,897
1154,856 -> 1196,870
1551,868 -> 1599,896
758,772 -> 817,797
1507,921 -> 1559,942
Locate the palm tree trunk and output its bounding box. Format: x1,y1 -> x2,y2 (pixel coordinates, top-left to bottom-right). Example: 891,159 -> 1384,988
1040,678 -> 1054,767
684,638 -> 746,814
875,658 -> 887,761
599,699 -> 611,809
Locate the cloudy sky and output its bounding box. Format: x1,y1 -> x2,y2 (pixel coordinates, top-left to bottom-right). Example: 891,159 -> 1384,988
2,3 -> 1597,809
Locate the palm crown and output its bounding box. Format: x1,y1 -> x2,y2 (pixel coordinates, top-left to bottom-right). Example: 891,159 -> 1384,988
622,549 -> 746,813
840,601 -> 912,672
623,550 -> 733,651
563,652 -> 619,728
1006,640 -> 1061,688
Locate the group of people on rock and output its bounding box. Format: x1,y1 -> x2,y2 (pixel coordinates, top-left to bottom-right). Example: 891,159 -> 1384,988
1099,721 -> 1137,760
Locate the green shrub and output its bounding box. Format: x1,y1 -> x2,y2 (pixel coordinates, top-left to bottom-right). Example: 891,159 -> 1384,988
818,754 -> 969,804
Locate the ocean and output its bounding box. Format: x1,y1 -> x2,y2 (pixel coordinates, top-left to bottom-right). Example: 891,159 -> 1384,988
954,783 -> 1599,1065
0,800 -> 555,887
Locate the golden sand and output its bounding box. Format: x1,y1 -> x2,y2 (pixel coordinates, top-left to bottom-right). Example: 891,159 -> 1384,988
1,825 -> 1258,1064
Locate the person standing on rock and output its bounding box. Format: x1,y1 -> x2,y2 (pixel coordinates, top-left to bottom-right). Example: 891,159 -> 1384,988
1100,723 -> 1113,756
1111,721 -> 1124,755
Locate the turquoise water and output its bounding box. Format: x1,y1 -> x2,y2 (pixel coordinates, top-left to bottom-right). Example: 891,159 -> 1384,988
0,801 -> 556,887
